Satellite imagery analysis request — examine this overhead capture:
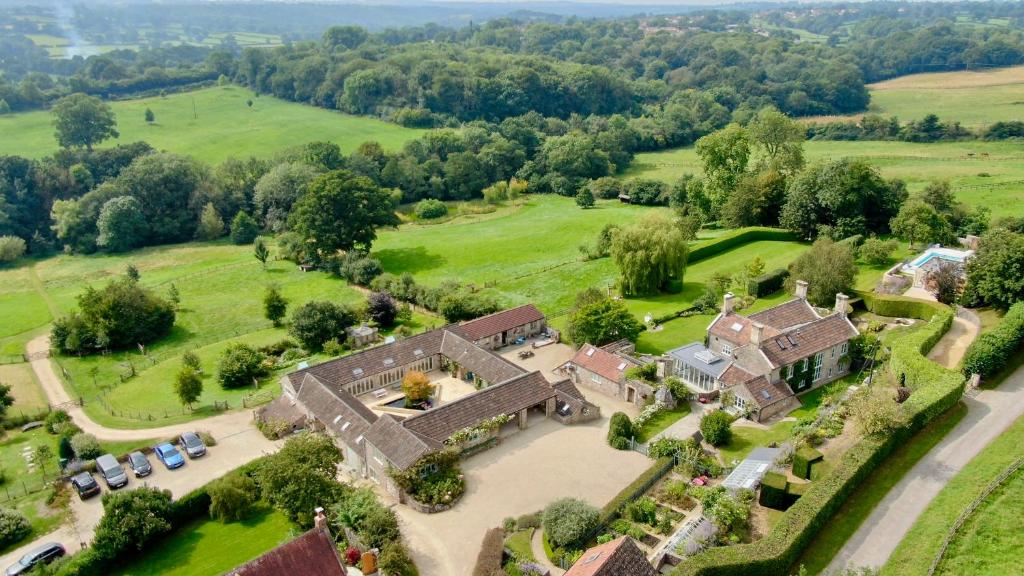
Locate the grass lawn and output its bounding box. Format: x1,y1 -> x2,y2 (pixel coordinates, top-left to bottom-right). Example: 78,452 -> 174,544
623,140 -> 1024,219
884,409 -> 1024,576
0,363 -> 50,415
505,528 -> 536,562
0,85 -> 424,163
718,420 -> 797,465
636,404 -> 692,443
112,506 -> 293,576
0,429 -> 69,551
795,403 -> 967,575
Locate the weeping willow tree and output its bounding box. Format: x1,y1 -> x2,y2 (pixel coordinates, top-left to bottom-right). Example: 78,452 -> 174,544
611,213 -> 689,296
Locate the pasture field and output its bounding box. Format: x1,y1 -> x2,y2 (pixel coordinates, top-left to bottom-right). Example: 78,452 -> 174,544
885,412 -> 1024,576
623,140 -> 1024,219
0,86 -> 424,163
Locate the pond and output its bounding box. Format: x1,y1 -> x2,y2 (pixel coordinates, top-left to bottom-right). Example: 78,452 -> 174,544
382,395 -> 432,410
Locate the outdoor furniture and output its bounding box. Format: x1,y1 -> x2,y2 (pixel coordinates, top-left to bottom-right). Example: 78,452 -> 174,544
514,336 -> 526,345
373,389 -> 388,399
532,338 -> 554,349
518,350 -> 535,359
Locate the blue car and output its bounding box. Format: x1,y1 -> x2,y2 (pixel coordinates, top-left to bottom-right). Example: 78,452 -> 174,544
154,443 -> 185,470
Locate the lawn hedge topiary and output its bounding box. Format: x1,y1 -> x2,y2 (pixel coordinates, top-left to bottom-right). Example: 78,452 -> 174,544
671,296 -> 964,576
472,526 -> 505,576
607,412 -> 633,449
791,447 -> 823,480
599,457 -> 674,528
962,302 -> 1024,379
855,290 -> 948,320
758,472 -> 789,511
747,268 -> 789,298
687,228 -> 797,264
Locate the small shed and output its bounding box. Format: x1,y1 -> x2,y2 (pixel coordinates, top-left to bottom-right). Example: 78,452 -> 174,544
721,447 -> 780,491
346,325 -> 378,348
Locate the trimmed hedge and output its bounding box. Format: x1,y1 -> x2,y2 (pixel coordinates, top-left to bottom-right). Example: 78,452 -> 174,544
962,302 -> 1024,378
747,268 -> 789,298
672,296 -> 965,576
855,290 -> 948,320
792,447 -> 823,481
688,228 -> 798,265
473,527 -> 505,576
599,457 -> 674,528
758,472 -> 789,510
835,234 -> 863,249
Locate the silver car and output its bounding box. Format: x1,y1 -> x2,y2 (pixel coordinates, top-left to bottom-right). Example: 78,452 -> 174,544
95,454 -> 128,489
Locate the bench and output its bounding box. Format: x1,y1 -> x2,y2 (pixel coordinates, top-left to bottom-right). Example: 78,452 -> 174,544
373,389 -> 388,399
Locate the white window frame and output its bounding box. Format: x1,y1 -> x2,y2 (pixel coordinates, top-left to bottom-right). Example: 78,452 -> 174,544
734,395 -> 747,410
812,352 -> 823,382
784,365 -> 793,379
722,344 -> 733,356
840,341 -> 849,356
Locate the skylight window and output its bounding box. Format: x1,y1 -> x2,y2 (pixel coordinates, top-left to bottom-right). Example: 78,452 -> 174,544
413,349 -> 423,356
332,415 -> 342,424
341,422 -> 351,432
761,390 -> 771,400
776,338 -> 788,350
787,335 -> 798,346
383,358 -> 394,366
352,368 -> 364,376
585,348 -> 595,357
355,435 -> 364,444
616,362 -> 627,370
730,322 -> 743,332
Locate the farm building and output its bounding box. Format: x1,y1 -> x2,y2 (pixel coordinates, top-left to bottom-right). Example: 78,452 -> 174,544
560,340 -> 654,407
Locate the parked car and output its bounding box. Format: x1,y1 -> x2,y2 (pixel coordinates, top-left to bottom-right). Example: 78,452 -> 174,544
154,443 -> 185,470
5,542 -> 65,575
128,451 -> 152,477
70,472 -> 100,500
178,432 -> 207,458
95,454 -> 128,489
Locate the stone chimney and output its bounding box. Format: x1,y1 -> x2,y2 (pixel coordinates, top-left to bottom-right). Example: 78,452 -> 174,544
314,506 -> 330,535
795,280 -> 809,300
723,292 -> 735,316
750,321 -> 765,346
834,293 -> 850,317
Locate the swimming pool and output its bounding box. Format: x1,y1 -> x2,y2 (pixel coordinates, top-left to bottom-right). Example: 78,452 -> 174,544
907,247 -> 971,269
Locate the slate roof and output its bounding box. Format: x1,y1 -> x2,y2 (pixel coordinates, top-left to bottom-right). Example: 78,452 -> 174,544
227,528 -> 345,576
440,330 -> 526,384
257,395 -> 306,428
570,344 -> 640,383
402,371 -> 556,443
285,328 -> 444,389
748,298 -> 820,331
759,313 -> 858,367
296,374 -> 377,446
565,536 -> 656,576
458,304 -> 545,341
667,342 -> 729,378
364,413 -> 443,471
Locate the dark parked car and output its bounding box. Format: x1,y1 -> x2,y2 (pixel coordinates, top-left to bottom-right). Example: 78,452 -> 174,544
70,472 -> 100,500
128,451 -> 152,477
5,542 -> 65,575
178,432 -> 207,458
154,443 -> 185,470
95,454 -> 128,489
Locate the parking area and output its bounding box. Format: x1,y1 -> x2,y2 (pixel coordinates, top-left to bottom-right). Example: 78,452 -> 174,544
0,426 -> 281,571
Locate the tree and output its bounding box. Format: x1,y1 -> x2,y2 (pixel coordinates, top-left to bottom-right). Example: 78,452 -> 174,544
0,508 -> 30,548
230,212 -> 260,245
208,474 -> 258,522
253,162 -> 320,232
367,291 -> 398,327
0,236 -> 26,264
849,386 -> 905,437
174,367 -> 203,409
0,383 -> 13,421
144,108 -> 155,124
289,170 -> 399,263
414,199 -> 448,219
611,213 -> 688,296
785,238 -> 857,307
257,433 -> 345,527
890,199 -> 955,248
70,432 -> 102,460
567,295 -> 643,346
695,123 -> 749,215
931,261 -> 962,305
964,228 -> 1024,309
31,445 -> 54,476
289,301 -> 359,351
401,371 -> 435,405
253,236 -> 270,269
167,283 -> 180,309
542,498 -> 600,549
196,202 -> 225,240
575,187 -> 595,209
125,263 -> 140,282
378,542 -> 417,576
858,237 -> 898,265
58,436 -> 74,461
747,107 -> 805,174
90,487 -> 174,561
700,411 -> 733,447
51,93 -> 119,150
607,412 -> 634,448
263,285 -> 288,327
920,181 -> 955,214
182,350 -> 202,373
96,196 -> 145,252
217,343 -> 268,389
50,278 -> 175,355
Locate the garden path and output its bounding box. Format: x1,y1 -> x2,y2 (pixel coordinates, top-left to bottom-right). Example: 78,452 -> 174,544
925,310 -> 979,370
826,361 -> 1024,573
27,335 -> 261,441
531,528 -> 565,575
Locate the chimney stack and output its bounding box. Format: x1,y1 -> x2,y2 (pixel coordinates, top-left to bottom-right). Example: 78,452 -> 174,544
795,280 -> 809,300
751,321 -> 764,346
723,292 -> 735,316
834,293 -> 850,317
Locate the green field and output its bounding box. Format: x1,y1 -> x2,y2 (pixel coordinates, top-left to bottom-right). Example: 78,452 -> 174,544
0,86 -> 424,163
623,140 -> 1024,219
885,411 -> 1024,576
113,507 -> 293,576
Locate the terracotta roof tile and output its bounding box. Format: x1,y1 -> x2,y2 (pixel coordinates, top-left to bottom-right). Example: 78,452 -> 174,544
565,536 -> 656,576
748,298 -> 820,331
228,528 -> 345,576
760,314 -> 858,367
740,375 -> 795,409
569,344 -> 640,383
457,304 -> 545,341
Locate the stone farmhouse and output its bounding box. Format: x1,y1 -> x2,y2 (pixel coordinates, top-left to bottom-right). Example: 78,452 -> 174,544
268,305 -> 598,502
668,280 -> 859,422
560,340 -> 654,407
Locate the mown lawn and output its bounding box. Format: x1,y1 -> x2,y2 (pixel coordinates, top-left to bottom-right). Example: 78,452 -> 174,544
112,507 -> 293,576
884,409 -> 1024,576
623,140 -> 1024,218
635,404 -> 692,443
505,528 -> 535,561
0,362 -> 49,415
718,420 -> 797,465
0,429 -> 68,550
0,85 -> 424,163
794,403 -> 967,575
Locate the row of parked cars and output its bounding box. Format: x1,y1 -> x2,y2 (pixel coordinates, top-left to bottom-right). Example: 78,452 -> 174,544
70,432 -> 208,500
6,433 -> 211,575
